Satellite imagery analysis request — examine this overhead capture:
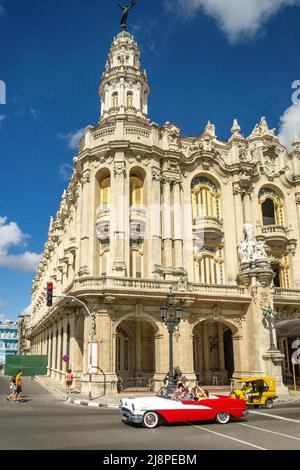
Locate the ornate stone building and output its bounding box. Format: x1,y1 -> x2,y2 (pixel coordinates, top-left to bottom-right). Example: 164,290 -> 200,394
29,28 -> 300,395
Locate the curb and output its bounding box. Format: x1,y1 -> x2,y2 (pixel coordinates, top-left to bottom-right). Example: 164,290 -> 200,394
34,376 -> 300,409
34,376 -> 120,409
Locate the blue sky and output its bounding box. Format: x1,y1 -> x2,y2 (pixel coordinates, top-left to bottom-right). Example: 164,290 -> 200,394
0,0 -> 299,321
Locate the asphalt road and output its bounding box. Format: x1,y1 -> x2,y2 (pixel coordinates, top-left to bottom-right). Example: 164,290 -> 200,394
1,374 -> 300,450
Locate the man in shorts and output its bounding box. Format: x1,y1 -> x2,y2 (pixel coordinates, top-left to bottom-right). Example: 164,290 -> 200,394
15,370 -> 23,403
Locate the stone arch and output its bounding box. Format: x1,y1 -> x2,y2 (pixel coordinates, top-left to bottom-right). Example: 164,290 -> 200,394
113,311 -> 161,336
192,317 -> 239,385
258,185 -> 285,226
114,312 -> 161,388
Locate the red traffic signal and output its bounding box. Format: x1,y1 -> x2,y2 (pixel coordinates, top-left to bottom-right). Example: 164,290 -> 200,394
47,283 -> 53,307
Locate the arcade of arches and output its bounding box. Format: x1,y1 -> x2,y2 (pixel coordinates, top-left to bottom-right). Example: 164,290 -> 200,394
30,313 -> 239,391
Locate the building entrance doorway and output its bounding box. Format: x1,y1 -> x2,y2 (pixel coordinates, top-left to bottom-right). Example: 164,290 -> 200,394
116,318 -> 156,390
193,320 -> 235,386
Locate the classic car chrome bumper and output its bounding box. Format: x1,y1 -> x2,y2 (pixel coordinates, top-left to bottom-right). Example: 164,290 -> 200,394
120,407 -> 144,424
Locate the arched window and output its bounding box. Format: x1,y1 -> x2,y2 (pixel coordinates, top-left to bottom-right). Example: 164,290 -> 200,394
127,91 -> 133,107
130,174 -> 143,206
259,188 -> 285,226
194,248 -> 224,284
271,257 -> 290,288
112,92 -> 118,108
191,176 -> 221,219
100,176 -> 110,208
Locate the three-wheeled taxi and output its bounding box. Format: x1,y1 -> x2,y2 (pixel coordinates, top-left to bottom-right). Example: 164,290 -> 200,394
230,376 -> 277,409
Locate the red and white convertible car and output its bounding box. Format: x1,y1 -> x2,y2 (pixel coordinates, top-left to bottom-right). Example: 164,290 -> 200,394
120,389 -> 248,429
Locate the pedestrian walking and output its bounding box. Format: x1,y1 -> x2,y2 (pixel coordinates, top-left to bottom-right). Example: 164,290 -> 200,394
15,370 -> 23,403
65,369 -> 74,394
6,376 -> 17,401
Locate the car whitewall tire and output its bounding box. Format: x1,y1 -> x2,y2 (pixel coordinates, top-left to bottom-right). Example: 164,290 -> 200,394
215,412 -> 230,424
265,399 -> 273,409
143,411 -> 159,429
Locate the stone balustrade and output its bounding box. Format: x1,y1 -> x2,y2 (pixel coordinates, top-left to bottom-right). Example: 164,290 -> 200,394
274,287 -> 300,297
261,225 -> 287,234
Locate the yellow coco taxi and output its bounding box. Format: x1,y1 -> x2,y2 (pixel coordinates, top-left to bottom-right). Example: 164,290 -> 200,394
230,376 -> 277,409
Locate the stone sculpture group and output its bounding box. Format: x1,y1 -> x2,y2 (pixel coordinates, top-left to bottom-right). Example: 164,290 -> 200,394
239,223 -> 268,264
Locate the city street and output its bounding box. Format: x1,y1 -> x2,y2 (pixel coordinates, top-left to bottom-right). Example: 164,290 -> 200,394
1,375 -> 300,450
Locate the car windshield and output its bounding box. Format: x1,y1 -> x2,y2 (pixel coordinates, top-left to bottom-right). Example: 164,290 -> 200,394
156,387 -> 178,400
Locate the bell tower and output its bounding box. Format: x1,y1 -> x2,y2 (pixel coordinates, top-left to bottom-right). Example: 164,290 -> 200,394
99,31 -> 150,122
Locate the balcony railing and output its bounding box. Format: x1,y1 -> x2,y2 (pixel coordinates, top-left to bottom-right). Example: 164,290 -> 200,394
262,225 -> 287,235
193,216 -> 223,227
274,288 -> 300,297
69,276 -> 246,297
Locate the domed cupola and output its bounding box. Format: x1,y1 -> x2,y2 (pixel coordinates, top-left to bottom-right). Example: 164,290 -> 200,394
99,31 -> 150,122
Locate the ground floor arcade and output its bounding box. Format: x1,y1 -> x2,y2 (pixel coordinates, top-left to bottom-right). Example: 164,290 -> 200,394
29,294 -> 295,395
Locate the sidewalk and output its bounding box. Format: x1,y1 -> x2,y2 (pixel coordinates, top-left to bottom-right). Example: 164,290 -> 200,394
35,375 -> 300,408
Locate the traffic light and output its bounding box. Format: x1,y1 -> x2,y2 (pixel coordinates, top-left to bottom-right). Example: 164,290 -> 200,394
46,283 -> 53,307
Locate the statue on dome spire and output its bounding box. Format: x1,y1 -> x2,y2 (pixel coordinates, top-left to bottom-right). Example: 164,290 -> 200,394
119,1 -> 137,31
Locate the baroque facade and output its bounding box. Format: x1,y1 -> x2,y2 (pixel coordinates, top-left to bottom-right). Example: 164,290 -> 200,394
29,29 -> 300,395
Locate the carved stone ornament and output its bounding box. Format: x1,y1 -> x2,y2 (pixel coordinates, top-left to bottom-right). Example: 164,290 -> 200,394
82,171 -> 91,185
238,224 -> 268,264
152,169 -> 162,181
114,164 -> 126,177
162,122 -> 181,150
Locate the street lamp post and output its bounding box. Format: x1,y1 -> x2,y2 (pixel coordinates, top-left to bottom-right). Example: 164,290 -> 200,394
262,307 -> 279,352
54,295 -> 94,401
160,288 -> 183,394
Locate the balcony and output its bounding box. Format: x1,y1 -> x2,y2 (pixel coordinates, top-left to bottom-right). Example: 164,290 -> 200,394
130,206 -> 146,240
96,207 -> 111,241
274,287 -> 300,306
68,276 -> 249,304
256,224 -> 289,254
193,216 -> 224,246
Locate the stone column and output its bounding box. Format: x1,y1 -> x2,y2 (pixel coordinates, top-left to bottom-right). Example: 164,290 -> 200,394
175,319 -> 197,385
173,180 -> 183,272
153,331 -> 168,391
79,169 -> 91,275
69,312 -> 84,388
57,321 -> 63,380
81,304 -> 118,396
233,184 -> 244,245
243,192 -> 252,225
162,179 -> 173,277
51,325 -> 57,378
112,158 -> 127,276
231,331 -> 244,386
241,273 -> 288,396
151,169 -> 163,277
218,323 -> 225,371
203,323 -> 210,380
135,321 -> 142,374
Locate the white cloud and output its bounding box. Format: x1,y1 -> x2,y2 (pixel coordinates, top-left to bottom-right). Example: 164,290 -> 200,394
20,304 -> 32,317
59,163 -> 73,181
0,115 -> 6,127
60,128 -> 84,150
0,217 -> 40,272
0,313 -> 12,323
165,0 -> 299,43
0,5 -> 5,17
278,103 -> 300,150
